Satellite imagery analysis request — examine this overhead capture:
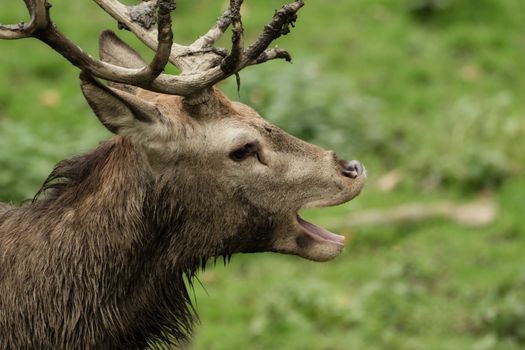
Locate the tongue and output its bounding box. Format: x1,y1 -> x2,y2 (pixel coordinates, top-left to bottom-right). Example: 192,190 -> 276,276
297,215 -> 345,245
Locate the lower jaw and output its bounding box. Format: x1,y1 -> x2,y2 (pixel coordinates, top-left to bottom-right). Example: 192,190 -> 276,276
291,239 -> 345,262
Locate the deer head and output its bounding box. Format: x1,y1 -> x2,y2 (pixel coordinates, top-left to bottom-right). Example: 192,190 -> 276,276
1,0 -> 366,262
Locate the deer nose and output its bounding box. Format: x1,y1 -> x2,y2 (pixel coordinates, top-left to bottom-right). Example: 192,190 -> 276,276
342,160 -> 364,179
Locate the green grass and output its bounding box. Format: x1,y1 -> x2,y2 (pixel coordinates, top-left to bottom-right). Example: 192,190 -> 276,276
1,0 -> 525,349
191,179 -> 525,350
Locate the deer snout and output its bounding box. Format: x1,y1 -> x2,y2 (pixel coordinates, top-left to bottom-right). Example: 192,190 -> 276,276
341,160 -> 365,179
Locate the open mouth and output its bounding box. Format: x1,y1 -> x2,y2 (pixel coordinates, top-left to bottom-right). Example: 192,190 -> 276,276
271,173 -> 366,262
296,214 -> 345,247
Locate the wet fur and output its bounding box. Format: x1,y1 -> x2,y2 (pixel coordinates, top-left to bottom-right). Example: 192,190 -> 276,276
0,137 -> 272,349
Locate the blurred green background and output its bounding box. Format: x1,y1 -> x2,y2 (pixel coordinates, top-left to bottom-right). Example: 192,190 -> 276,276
1,0 -> 525,349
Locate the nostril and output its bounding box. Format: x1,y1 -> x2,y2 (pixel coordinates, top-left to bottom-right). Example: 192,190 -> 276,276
342,160 -> 363,179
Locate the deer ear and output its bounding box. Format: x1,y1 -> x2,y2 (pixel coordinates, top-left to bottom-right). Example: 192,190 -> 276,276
99,30 -> 146,94
80,72 -> 165,137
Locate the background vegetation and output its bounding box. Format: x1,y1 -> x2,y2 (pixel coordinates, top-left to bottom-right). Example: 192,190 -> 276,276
1,0 -> 525,349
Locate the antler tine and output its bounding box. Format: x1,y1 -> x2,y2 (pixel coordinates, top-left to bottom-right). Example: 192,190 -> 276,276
210,0 -> 303,76
244,0 -> 304,64
39,0 -> 175,83
220,0 -> 244,75
189,0 -> 301,68
139,0 -> 305,94
1,0 -> 179,89
0,0 -> 47,39
186,0 -> 303,81
249,48 -> 292,65
94,0 -> 190,70
146,0 -> 175,78
190,6 -> 234,50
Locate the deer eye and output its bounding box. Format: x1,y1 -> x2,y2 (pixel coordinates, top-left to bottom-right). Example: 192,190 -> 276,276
230,142 -> 260,162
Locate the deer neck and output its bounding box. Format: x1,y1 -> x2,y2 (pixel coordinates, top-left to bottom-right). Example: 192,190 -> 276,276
31,136 -> 200,346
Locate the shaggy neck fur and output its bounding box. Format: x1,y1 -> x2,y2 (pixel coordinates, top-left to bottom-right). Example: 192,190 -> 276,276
0,137 -> 263,349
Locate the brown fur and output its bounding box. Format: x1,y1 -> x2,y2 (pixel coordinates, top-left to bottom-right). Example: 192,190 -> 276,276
0,203 -> 11,216
0,137 -> 275,349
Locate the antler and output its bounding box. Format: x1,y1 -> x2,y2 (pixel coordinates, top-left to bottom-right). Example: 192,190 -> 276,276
1,0 -> 175,86
1,0 -> 304,97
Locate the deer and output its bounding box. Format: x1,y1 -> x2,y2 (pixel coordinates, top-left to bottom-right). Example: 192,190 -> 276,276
0,0 -> 366,349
